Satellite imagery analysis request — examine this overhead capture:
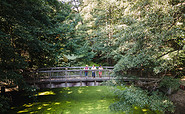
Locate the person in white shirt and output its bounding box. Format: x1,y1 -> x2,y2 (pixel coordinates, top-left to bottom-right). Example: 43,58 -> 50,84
91,65 -> 96,78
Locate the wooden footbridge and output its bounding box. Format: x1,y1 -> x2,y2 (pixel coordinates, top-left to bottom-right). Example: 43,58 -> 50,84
28,66 -> 158,88
29,66 -> 114,88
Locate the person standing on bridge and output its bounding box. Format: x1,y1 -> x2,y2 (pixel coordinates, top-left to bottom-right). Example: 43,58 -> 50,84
98,65 -> 103,78
91,65 -> 96,78
84,65 -> 89,78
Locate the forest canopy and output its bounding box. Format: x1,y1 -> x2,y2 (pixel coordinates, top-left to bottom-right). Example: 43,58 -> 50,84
0,0 -> 75,88
0,0 -> 185,113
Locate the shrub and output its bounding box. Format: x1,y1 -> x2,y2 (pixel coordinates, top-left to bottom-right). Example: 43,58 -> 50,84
0,95 -> 10,113
110,85 -> 175,113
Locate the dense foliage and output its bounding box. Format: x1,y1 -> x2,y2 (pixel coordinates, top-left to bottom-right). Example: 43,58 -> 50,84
75,0 -> 185,113
0,0 -> 76,113
77,0 -> 185,76
110,85 -> 174,113
0,96 -> 10,113
111,0 -> 185,77
0,0 -> 73,88
0,0 -> 185,113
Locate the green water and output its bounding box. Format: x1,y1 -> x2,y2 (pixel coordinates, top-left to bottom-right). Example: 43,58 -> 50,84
9,86 -> 157,114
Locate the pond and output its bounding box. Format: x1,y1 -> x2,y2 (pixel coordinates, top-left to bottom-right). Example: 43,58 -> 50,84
8,86 -> 157,114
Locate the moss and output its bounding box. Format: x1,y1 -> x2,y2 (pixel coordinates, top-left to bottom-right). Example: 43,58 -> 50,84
8,86 -> 159,114
9,86 -> 116,114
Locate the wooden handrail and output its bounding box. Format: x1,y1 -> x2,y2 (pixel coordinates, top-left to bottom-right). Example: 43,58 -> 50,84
38,69 -> 113,73
35,67 -> 113,80
38,66 -> 114,70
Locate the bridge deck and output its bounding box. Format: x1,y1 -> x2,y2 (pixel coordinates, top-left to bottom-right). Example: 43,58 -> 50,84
30,77 -> 110,83
29,66 -> 158,88
29,76 -> 158,84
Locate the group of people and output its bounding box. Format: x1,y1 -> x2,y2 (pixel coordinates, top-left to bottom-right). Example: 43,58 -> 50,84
84,65 -> 103,78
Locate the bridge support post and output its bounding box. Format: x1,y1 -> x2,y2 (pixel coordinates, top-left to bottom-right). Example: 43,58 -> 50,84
80,81 -> 82,87
94,80 -> 96,86
80,71 -> 82,77
49,72 -> 52,88
105,68 -> 107,77
65,68 -> 68,77
65,81 -> 67,87
109,70 -> 110,79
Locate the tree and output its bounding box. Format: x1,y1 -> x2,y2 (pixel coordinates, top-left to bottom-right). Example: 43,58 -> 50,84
0,0 -> 72,89
76,0 -> 125,65
109,0 -> 184,113
0,0 -> 76,113
113,0 -> 185,75
76,0 -> 185,113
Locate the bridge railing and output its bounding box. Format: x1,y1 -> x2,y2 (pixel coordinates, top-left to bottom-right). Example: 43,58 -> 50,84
34,66 -> 114,81
38,66 -> 114,71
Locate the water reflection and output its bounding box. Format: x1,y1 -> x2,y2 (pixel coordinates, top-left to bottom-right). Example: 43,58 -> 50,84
36,82 -> 102,88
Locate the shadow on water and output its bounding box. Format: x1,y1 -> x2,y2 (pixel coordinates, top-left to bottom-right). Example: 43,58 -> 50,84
8,86 -> 117,114
8,85 -> 160,114
37,81 -> 102,88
